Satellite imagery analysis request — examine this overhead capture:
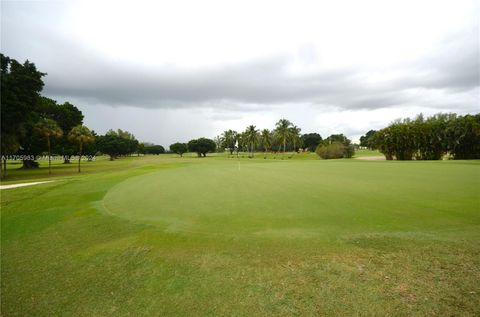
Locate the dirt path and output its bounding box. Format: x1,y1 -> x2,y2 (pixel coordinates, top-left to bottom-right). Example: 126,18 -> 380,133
354,156 -> 386,161
0,180 -> 55,190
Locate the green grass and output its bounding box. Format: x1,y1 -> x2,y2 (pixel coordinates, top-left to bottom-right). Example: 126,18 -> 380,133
1,155 -> 480,316
354,149 -> 383,157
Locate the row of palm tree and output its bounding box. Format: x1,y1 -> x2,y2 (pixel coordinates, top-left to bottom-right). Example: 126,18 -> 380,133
34,119 -> 95,174
219,119 -> 302,159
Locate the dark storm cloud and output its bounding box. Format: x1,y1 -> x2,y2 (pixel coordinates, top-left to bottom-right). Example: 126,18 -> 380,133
2,2 -> 478,112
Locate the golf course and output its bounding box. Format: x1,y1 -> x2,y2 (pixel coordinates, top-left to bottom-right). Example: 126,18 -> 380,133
1,153 -> 479,316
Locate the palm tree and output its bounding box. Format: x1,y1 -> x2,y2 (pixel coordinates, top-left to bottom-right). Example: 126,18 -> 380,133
68,125 -> 95,172
289,125 -> 302,154
34,118 -> 63,174
244,125 -> 259,158
260,129 -> 272,159
238,132 -> 247,156
222,130 -> 238,155
274,119 -> 292,158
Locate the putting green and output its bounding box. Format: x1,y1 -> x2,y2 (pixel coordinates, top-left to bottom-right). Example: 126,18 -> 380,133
102,160 -> 479,238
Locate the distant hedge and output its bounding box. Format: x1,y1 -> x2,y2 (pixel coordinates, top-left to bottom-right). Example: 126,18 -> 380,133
373,113 -> 480,160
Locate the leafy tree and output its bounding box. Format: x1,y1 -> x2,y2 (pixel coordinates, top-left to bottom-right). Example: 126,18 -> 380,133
260,129 -> 272,159
116,129 -> 139,154
359,130 -> 376,149
373,113 -> 479,160
392,120 -> 416,160
244,125 -> 259,158
82,130 -> 98,160
213,135 -> 224,153
301,133 -> 322,152
237,132 -> 248,153
170,142 -> 188,157
1,54 -> 45,174
38,97 -> 84,163
97,129 -> 139,160
324,134 -> 350,145
34,118 -> 63,174
222,130 -> 238,155
318,134 -> 355,159
187,138 -> 216,157
39,98 -> 84,132
274,119 -> 292,157
445,114 -> 480,159
96,134 -> 121,160
68,125 -> 95,172
144,144 -> 165,154
372,129 -> 394,160
137,143 -> 145,156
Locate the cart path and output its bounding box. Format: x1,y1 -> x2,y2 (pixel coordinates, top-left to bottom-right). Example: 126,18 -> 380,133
0,180 -> 56,190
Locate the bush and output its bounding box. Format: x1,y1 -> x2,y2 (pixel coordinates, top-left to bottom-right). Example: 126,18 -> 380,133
315,143 -> 355,159
343,144 -> 355,158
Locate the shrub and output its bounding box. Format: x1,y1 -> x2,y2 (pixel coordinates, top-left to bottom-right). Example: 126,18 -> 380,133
343,144 -> 355,158
316,143 -> 346,159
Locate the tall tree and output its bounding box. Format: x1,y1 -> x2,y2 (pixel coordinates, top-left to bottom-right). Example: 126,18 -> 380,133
137,143 -> 145,156
68,125 -> 95,172
1,54 -> 45,175
237,132 -> 247,153
213,135 -> 224,153
34,118 -> 63,174
301,133 -> 322,152
244,125 -> 259,158
222,130 -> 238,155
38,97 -> 84,163
274,119 -> 292,157
260,129 -> 272,159
289,125 -> 302,153
359,130 -> 377,149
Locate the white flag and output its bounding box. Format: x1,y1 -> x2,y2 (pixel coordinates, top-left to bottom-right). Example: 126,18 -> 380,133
235,140 -> 239,148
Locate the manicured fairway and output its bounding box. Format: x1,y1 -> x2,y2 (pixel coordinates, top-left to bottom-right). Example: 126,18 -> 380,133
1,155 -> 480,316
104,160 -> 478,238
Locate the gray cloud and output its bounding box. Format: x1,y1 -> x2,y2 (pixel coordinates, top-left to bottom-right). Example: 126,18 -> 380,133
46,38 -> 480,112
2,0 -> 478,113
402,28 -> 479,92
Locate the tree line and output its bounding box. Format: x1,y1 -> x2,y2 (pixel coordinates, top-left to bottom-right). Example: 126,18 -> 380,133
168,119 -> 354,159
359,113 -> 480,160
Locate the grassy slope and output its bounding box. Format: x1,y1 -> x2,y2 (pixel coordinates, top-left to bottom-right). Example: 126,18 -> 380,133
1,155 -> 480,316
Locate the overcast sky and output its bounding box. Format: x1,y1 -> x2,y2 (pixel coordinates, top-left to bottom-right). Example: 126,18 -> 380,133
2,0 -> 479,145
